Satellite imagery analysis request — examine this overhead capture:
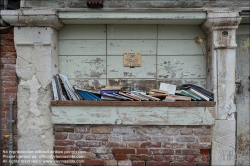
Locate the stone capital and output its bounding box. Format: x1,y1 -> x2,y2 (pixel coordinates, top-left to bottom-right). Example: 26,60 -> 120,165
202,11 -> 241,49
1,9 -> 64,30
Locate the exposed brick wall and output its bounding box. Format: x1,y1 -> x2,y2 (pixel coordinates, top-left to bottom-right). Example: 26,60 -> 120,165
54,125 -> 211,166
0,28 -> 18,161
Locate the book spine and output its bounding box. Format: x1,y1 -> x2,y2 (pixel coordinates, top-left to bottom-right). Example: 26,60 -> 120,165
51,77 -> 59,100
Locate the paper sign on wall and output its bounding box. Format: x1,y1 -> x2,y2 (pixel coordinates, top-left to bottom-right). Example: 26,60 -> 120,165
124,52 -> 142,67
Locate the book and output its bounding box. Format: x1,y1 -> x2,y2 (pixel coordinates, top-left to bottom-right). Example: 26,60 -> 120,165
119,92 -> 141,101
56,74 -> 68,100
163,95 -> 191,101
185,87 -> 211,101
51,76 -> 59,100
182,84 -> 214,99
159,83 -> 176,95
75,89 -> 101,101
101,86 -> 122,90
179,90 -> 203,101
100,89 -> 120,94
149,88 -> 169,94
59,74 -> 78,101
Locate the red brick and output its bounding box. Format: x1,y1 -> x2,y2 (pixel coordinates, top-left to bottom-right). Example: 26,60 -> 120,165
0,34 -> 14,40
76,141 -> 101,147
1,39 -> 14,46
180,128 -> 193,135
146,161 -> 170,166
114,154 -> 128,160
200,149 -> 210,155
0,52 -> 16,58
69,134 -> 82,140
0,28 -> 14,34
2,93 -> 16,100
2,64 -> 16,70
112,148 -> 135,154
107,141 -> 127,147
150,149 -> 174,155
54,146 -> 79,154
140,142 -> 161,148
1,70 -> 17,77
1,46 -> 16,52
187,143 -> 211,149
54,140 -> 75,146
80,148 -> 91,152
137,149 -> 148,154
154,155 -> 163,161
81,160 -> 104,166
199,136 -> 211,142
181,149 -> 200,155
171,162 -> 196,166
54,133 -> 68,140
3,87 -> 17,93
54,154 -> 72,159
175,150 -> 181,155
186,155 -> 210,162
133,161 -> 145,166
130,155 -> 153,161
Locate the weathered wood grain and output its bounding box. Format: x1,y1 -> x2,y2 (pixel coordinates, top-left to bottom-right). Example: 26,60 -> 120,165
107,40 -> 157,55
59,40 -> 106,55
157,55 -> 206,79
157,40 -> 204,55
59,56 -> 106,78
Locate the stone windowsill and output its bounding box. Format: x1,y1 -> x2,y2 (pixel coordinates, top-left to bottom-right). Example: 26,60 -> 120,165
51,101 -> 216,125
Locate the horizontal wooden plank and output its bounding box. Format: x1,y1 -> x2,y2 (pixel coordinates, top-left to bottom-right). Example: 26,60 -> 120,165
107,25 -> 157,39
51,101 -> 216,107
157,40 -> 204,55
59,25 -> 106,39
107,40 -> 157,55
68,79 -> 107,91
158,25 -> 206,39
59,56 -> 106,79
157,56 -> 206,79
59,40 -> 106,55
107,56 -> 156,78
51,103 -> 216,125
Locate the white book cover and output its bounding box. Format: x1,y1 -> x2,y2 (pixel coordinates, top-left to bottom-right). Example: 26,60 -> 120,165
159,83 -> 176,95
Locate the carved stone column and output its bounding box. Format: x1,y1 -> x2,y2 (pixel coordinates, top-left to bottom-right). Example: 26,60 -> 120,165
202,11 -> 241,165
1,9 -> 63,164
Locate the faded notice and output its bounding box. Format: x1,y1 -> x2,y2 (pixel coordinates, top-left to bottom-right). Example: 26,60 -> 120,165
124,52 -> 142,67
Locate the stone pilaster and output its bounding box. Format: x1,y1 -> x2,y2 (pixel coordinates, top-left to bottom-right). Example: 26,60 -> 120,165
1,9 -> 61,165
202,11 -> 241,166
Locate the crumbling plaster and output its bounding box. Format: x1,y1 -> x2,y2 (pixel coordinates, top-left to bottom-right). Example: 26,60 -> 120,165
14,27 -> 59,164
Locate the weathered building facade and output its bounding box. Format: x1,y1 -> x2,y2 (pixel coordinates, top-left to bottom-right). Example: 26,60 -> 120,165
0,0 -> 249,165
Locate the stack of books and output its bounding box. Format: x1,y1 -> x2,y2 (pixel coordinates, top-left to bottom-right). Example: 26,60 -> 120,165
51,75 -> 213,102
51,74 -> 101,101
175,84 -> 214,101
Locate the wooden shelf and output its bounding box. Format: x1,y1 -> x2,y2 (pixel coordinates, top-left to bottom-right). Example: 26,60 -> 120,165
51,100 -> 216,107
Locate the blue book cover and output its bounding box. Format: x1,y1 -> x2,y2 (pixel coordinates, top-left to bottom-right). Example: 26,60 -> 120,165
100,89 -> 120,94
